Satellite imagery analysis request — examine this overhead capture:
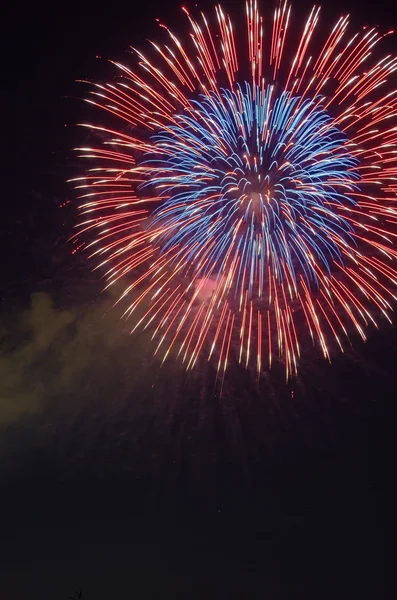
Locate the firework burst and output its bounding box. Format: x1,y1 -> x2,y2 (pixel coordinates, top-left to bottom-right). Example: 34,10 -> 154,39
70,1 -> 397,379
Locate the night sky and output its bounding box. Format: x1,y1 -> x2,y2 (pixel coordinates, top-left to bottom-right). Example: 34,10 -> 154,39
2,0 -> 397,598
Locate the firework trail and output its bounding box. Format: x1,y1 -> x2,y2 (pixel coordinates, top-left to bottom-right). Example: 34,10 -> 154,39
70,1 -> 397,380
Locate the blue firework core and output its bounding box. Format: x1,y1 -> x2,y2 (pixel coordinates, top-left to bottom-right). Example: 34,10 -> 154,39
140,84 -> 360,298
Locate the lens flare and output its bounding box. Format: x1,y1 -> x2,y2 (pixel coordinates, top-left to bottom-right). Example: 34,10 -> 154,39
70,1 -> 397,379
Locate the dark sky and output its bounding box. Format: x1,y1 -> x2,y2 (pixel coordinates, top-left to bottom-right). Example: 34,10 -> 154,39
2,0 -> 397,598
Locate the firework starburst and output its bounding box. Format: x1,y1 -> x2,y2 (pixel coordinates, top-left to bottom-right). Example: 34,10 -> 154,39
71,1 -> 397,379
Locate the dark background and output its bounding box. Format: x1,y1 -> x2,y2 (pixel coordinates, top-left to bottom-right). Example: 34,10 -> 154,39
2,0 -> 397,597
